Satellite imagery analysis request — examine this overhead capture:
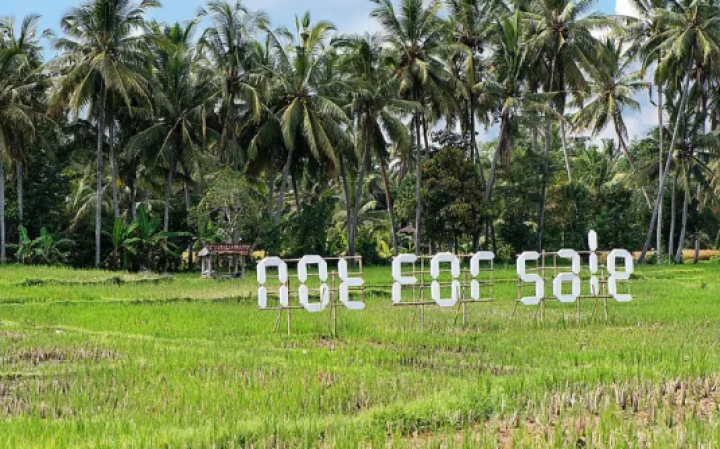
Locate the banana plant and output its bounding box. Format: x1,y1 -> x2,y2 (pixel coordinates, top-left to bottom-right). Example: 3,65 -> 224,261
14,226 -> 73,265
106,218 -> 140,270
134,206 -> 191,271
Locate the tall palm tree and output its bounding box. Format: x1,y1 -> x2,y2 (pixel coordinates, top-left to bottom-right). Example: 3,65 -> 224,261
477,12 -> 555,215
51,0 -> 158,266
666,91 -> 719,263
128,20 -> 215,233
445,0 -> 506,179
623,0 -> 669,260
337,34 -> 414,257
199,0 -> 267,168
263,13 -> 349,224
371,0 -> 449,255
0,15 -> 49,234
638,0 -> 720,262
520,0 -> 610,251
571,39 -> 653,207
522,0 -> 612,183
0,15 -> 49,262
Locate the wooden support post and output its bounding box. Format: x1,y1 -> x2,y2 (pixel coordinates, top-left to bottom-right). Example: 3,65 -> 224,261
462,269 -> 467,326
331,271 -> 338,338
287,275 -> 292,335
420,257 -> 426,330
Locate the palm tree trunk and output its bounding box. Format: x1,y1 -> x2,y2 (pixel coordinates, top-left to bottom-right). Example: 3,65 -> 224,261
275,149 -> 293,224
422,115 -> 430,161
266,159 -> 275,220
379,160 -> 398,256
548,49 -> 572,183
109,114 -> 120,220
164,154 -> 176,233
559,119 -> 573,182
674,179 -> 689,264
291,171 -> 302,215
16,162 -> 23,227
129,176 -> 137,221
350,123 -> 369,257
470,94 -> 485,187
537,114 -> 551,252
539,47 -> 559,251
657,84 -> 664,262
694,183 -> 701,264
0,157 -> 5,263
184,176 -> 192,271
616,124 -> 652,209
486,116 -> 506,205
639,50 -> 694,263
338,154 -> 352,253
414,112 -> 423,256
668,171 -> 677,258
95,94 -> 106,267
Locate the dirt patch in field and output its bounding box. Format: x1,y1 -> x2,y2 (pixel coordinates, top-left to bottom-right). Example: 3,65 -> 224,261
0,330 -> 25,340
403,376 -> 720,448
0,376 -> 76,418
2,347 -> 121,366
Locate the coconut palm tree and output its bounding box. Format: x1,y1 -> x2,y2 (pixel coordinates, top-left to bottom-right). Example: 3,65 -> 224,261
521,0 -> 612,183
128,19 -> 216,233
444,0 -> 506,176
0,15 -> 50,262
476,12 -> 555,219
371,0 -> 449,255
199,0 -> 267,168
0,15 -> 49,235
263,12 -> 350,224
50,0 -> 158,266
622,0 -> 670,260
337,33 -> 415,257
571,39 -> 653,207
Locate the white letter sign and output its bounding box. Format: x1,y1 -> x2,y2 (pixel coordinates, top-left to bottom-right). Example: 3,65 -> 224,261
257,257 -> 289,309
392,254 -> 417,304
470,252 -> 494,301
338,258 -> 365,310
298,256 -> 329,312
430,253 -> 461,308
607,249 -> 634,302
553,249 -> 580,303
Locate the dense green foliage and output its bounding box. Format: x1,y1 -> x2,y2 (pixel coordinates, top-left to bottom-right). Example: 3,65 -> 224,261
0,0 -> 719,269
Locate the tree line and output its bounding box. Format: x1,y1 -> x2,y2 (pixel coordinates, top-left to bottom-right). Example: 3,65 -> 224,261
0,0 -> 719,270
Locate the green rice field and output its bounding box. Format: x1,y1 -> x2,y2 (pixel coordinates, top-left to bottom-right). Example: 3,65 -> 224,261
0,263 -> 719,448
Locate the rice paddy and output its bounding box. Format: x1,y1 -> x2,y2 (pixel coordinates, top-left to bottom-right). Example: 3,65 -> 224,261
0,263 -> 719,448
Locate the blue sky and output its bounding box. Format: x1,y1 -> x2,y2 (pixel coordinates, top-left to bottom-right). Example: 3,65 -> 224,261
12,0 -> 619,37
9,0 -> 651,140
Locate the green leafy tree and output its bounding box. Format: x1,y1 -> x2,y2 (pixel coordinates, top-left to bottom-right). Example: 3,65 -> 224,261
421,148 -> 486,249
132,206 -> 189,271
107,217 -> 139,270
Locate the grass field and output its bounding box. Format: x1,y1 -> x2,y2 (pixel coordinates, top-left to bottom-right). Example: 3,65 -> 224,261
0,262 -> 719,448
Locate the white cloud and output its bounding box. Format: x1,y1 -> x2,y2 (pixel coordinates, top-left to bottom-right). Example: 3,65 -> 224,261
615,0 -> 641,18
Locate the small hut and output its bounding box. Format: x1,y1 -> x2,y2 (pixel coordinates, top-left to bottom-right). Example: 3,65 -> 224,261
199,243 -> 253,279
